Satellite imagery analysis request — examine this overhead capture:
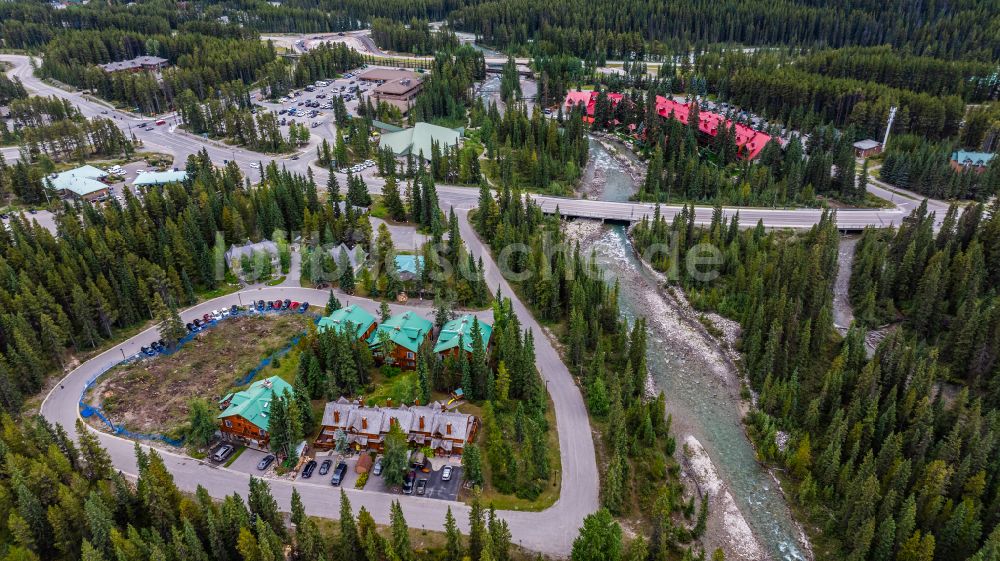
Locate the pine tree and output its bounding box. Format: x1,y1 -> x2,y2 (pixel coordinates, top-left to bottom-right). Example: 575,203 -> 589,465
187,398 -> 218,447
383,173 -> 407,221
571,509 -> 622,561
444,507 -> 463,561
390,500 -> 412,561
338,489 -> 361,560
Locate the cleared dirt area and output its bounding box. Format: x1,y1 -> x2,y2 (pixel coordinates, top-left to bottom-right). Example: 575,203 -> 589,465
89,314 -> 313,435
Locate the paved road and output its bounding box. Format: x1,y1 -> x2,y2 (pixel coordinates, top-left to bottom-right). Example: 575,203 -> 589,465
3,53 -> 932,232
40,283 -> 589,555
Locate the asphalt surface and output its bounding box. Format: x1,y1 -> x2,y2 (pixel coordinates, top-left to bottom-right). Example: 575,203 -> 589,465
1,53 -> 924,231
1,50 -> 939,555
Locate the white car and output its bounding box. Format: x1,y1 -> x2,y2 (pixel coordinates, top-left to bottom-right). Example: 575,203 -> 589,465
441,465 -> 453,481
249,162 -> 260,169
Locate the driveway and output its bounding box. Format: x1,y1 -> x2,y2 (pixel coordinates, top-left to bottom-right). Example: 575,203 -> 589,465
228,446 -> 272,473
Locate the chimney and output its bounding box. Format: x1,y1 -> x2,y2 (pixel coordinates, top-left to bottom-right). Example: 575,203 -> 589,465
446,423 -> 452,435
414,398 -> 420,406
419,416 -> 425,430
362,417 -> 368,431
334,410 -> 340,423
387,398 -> 393,408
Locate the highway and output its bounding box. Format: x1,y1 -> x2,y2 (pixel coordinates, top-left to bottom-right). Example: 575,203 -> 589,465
2,53 -> 929,231
1,50 -> 935,555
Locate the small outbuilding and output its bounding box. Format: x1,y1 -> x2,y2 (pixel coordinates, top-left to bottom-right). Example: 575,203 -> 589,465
853,139 -> 883,158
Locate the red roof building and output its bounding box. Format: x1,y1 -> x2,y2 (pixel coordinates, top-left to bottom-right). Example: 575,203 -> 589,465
562,91 -> 772,160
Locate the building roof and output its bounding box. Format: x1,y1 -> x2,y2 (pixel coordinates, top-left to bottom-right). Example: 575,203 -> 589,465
652,96 -> 772,160
318,304 -> 376,340
321,397 -> 477,444
375,77 -> 421,96
225,240 -> 279,262
48,165 -> 108,197
367,310 -> 433,353
358,68 -> 419,82
394,254 -> 424,276
853,139 -> 882,150
98,55 -> 168,72
379,122 -> 462,160
133,170 -> 187,186
218,376 -> 294,432
952,150 -> 995,167
433,314 -> 492,354
564,91 -> 773,160
329,243 -> 367,271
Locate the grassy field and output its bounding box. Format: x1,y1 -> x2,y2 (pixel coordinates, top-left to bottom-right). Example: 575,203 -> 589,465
88,314 -> 313,435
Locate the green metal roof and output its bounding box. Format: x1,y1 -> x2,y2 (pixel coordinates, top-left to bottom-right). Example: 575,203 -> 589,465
217,376 -> 293,432
395,255 -> 424,276
366,311 -> 433,353
952,150 -> 995,167
379,122 -> 462,160
48,165 -> 108,196
433,314 -> 492,354
134,170 -> 187,186
318,304 -> 376,339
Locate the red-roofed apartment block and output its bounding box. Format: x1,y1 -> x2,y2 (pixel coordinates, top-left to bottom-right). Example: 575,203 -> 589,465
563,91 -> 772,160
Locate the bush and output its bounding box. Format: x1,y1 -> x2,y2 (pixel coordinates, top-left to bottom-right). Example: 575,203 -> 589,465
355,471 -> 369,489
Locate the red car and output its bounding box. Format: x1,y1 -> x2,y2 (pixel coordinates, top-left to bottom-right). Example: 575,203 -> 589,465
155,119 -> 166,126
273,300 -> 282,309
290,301 -> 300,310
202,313 -> 211,322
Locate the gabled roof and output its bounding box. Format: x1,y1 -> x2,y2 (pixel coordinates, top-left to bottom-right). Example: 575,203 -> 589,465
48,165 -> 108,196
853,139 -> 881,150
952,150 -> 995,167
134,170 -> 187,186
394,254 -> 424,276
218,376 -> 293,431
433,314 -> 492,354
225,240 -> 279,261
379,122 -> 462,160
318,304 -> 376,340
367,310 -> 433,353
329,243 -> 367,271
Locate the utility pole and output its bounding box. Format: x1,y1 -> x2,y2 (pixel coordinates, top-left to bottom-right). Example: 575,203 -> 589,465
882,106 -> 897,149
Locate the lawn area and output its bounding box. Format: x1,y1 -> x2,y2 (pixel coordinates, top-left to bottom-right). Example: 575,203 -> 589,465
87,314 -> 314,436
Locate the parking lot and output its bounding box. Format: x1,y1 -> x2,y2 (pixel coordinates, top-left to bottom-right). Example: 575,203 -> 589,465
224,445 -> 465,501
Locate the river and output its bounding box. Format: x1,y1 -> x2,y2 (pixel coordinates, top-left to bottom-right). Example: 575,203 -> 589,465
575,140 -> 808,561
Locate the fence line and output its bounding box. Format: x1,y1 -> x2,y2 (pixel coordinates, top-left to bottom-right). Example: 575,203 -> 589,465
79,307 -> 319,447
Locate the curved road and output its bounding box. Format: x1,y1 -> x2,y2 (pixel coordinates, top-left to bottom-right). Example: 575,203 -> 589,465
2,54 -> 922,231
41,281 -> 598,555
3,50 -> 939,555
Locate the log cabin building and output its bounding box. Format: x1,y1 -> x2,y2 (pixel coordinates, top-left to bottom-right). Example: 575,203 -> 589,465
315,397 -> 478,456
366,311 -> 433,369
217,376 -> 293,450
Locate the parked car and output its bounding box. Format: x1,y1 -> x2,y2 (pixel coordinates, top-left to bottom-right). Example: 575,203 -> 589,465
402,470 -> 416,494
331,462 -> 348,486
231,304 -> 239,314
372,458 -> 382,476
186,323 -> 195,332
318,459 -> 332,475
416,479 -> 427,495
283,299 -> 291,309
212,444 -> 235,462
257,454 -> 275,470
301,460 -> 318,478
300,302 -> 310,312
290,301 -> 300,310
441,465 -> 453,481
